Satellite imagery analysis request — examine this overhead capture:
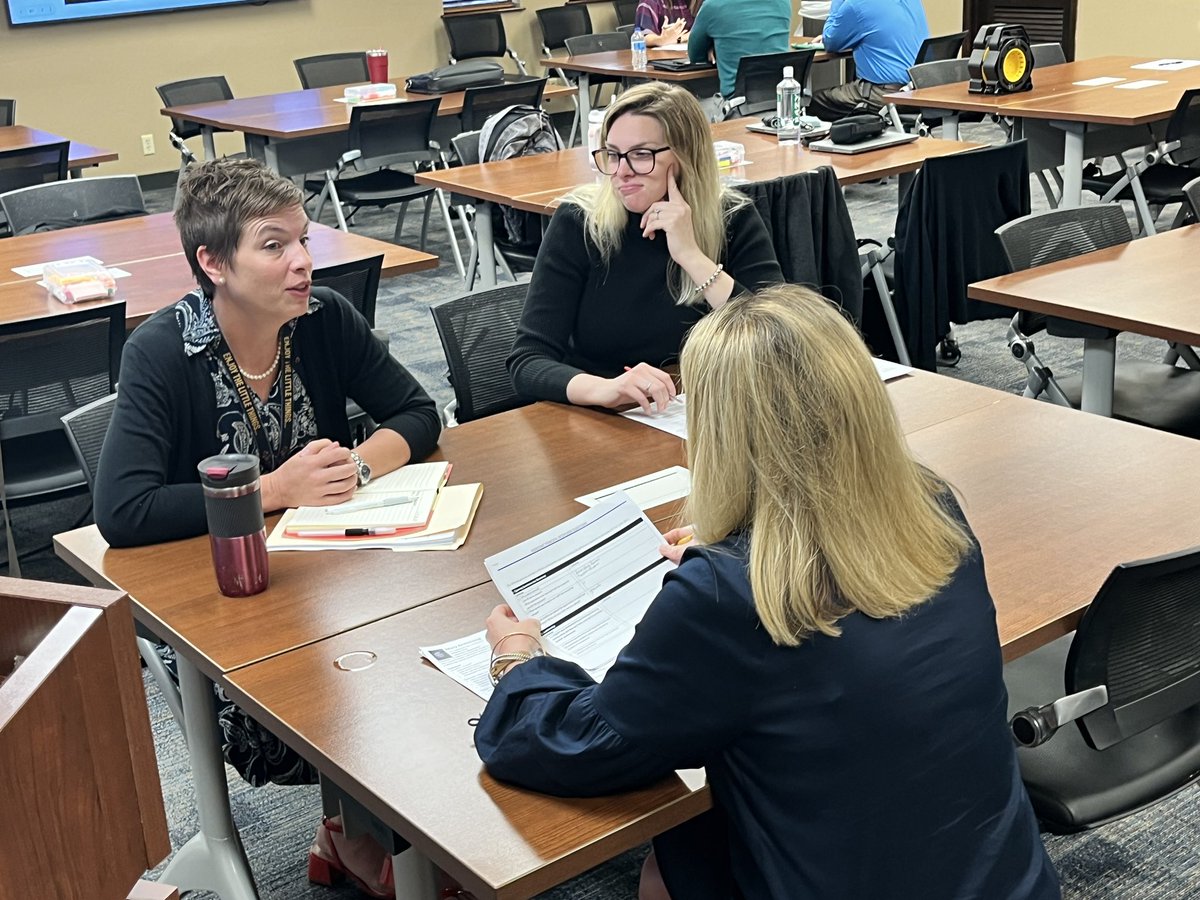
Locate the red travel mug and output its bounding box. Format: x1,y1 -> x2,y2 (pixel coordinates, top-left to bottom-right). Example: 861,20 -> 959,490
198,454 -> 269,598
367,49 -> 389,83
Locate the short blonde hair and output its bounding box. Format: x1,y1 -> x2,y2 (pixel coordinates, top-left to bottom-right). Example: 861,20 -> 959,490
565,82 -> 744,305
681,285 -> 971,646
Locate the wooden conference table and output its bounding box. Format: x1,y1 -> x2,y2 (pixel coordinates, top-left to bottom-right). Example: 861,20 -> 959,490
0,211 -> 437,329
968,223 -> 1200,416
0,124 -> 119,176
543,45 -> 841,125
54,371 -> 1200,899
415,117 -> 980,289
883,56 -> 1200,208
160,78 -> 576,177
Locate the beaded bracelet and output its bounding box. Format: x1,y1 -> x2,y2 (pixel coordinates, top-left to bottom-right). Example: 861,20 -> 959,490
690,263 -> 724,301
492,632 -> 543,656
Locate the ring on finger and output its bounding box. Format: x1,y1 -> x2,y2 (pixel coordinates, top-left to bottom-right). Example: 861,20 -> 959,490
643,382 -> 653,392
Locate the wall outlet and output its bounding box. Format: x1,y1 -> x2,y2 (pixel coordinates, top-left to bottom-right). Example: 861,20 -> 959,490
141,134 -> 156,155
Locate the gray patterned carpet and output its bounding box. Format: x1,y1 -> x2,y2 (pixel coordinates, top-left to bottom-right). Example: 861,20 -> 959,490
9,122 -> 1200,897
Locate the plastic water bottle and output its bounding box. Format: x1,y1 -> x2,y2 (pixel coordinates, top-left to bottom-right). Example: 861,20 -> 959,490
631,28 -> 648,70
776,65 -> 802,144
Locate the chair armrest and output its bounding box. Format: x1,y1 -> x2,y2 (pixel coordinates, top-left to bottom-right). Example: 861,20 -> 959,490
1010,684 -> 1109,748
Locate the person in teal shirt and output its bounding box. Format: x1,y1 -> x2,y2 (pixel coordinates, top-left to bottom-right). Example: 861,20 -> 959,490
687,0 -> 791,98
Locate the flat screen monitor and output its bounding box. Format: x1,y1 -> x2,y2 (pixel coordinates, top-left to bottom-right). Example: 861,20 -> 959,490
5,0 -> 288,27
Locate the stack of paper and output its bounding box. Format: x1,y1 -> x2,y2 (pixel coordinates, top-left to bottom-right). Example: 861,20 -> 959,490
284,462 -> 450,535
420,493 -> 674,699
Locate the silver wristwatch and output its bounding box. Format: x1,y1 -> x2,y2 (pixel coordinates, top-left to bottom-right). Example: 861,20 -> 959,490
349,449 -> 371,487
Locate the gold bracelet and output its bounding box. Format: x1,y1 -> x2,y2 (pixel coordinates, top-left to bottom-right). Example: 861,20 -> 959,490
492,632 -> 543,657
489,649 -> 546,685
691,263 -> 724,300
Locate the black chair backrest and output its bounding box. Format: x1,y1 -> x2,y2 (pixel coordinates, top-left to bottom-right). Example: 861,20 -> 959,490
537,5 -> 592,52
1066,546 -> 1200,751
347,97 -> 441,169
1184,175 -> 1200,221
996,204 -> 1132,272
60,393 -> 118,493
614,0 -> 638,26
1165,89 -> 1200,156
0,143 -> 69,198
616,24 -> 636,36
1030,42 -> 1067,67
0,303 -> 125,443
915,31 -> 967,64
0,175 -> 147,236
733,50 -> 817,110
565,31 -> 631,56
313,255 -> 384,328
444,13 -> 509,62
0,99 -> 13,127
908,58 -> 971,124
156,76 -> 234,140
460,78 -> 547,133
294,52 -> 370,89
430,283 -> 531,423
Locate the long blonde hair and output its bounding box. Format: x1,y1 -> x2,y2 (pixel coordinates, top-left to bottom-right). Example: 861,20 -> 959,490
565,82 -> 744,306
681,285 -> 972,646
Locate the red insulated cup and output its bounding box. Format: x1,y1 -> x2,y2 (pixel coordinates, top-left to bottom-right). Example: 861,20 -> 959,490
198,454 -> 269,598
367,49 -> 389,83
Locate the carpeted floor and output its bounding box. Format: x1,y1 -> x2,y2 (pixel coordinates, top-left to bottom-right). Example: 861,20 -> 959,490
8,120 -> 1200,897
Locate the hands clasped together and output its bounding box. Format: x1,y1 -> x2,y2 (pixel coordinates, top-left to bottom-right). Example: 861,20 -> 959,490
264,438 -> 357,509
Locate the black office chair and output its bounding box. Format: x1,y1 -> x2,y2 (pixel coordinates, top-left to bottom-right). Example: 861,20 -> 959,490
0,143 -> 69,238
538,4 -> 594,145
294,52 -> 370,89
0,303 -> 125,577
915,30 -> 967,64
0,175 -> 147,236
443,12 -> 528,74
613,0 -> 638,27
723,50 -> 817,119
997,204 -> 1200,437
0,99 -> 14,127
312,256 -> 385,443
1030,42 -> 1067,67
1184,174 -> 1200,220
1082,88 -> 1200,236
306,98 -> 452,250
156,76 -> 242,178
563,32 -> 630,115
1005,545 -> 1200,833
430,283 -> 532,425
459,78 -> 548,133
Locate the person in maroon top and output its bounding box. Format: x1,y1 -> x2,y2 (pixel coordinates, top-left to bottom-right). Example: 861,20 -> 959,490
635,0 -> 700,46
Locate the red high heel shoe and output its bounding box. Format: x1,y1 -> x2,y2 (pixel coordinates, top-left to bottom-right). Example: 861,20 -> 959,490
308,816 -> 394,899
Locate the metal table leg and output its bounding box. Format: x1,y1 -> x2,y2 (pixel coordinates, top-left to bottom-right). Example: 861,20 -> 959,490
474,200 -> 498,291
1057,121 -> 1086,209
1079,336 -> 1116,417
202,126 -> 217,161
161,657 -> 259,900
578,72 -> 592,133
944,112 -> 960,141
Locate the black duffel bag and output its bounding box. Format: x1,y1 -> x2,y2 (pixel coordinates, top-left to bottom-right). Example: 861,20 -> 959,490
406,60 -> 505,93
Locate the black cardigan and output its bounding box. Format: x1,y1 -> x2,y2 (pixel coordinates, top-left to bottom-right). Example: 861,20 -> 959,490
507,200 -> 783,402
95,287 -> 440,547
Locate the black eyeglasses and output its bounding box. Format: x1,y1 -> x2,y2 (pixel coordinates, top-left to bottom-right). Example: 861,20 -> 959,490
592,146 -> 671,175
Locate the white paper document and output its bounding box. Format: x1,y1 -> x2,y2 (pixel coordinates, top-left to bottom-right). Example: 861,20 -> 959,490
1131,59 -> 1200,71
872,358 -> 913,382
486,493 -> 675,679
576,466 -> 691,510
287,461 -> 449,530
13,255 -> 103,278
420,631 -> 496,701
622,395 -> 688,440
1074,76 -> 1126,87
658,42 -> 688,52
1115,80 -> 1168,90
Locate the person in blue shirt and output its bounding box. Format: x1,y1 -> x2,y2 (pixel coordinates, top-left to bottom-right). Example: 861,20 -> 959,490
475,284 -> 1062,900
687,0 -> 791,98
811,0 -> 929,120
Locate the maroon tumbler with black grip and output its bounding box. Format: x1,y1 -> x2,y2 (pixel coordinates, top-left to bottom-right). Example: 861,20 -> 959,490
198,454 -> 269,597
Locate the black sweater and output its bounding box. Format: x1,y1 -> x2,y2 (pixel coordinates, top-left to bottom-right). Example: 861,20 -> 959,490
507,201 -> 783,402
95,287 -> 440,547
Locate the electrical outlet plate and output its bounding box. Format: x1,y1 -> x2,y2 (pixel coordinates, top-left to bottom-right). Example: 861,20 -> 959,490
141,134 -> 155,155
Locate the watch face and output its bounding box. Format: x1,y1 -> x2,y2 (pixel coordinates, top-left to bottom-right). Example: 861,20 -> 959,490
352,451 -> 371,484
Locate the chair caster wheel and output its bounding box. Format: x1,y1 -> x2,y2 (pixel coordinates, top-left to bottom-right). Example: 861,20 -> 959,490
937,336 -> 961,367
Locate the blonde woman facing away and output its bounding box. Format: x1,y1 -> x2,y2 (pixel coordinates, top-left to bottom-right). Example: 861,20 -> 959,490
478,286 -> 1061,900
506,82 -> 782,414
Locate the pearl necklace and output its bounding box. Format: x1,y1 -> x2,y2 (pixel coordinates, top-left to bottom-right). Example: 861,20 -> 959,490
239,342 -> 281,382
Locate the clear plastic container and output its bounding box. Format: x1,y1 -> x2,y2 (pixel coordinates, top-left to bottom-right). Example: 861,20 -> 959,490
343,82 -> 398,103
43,259 -> 116,304
776,66 -> 802,145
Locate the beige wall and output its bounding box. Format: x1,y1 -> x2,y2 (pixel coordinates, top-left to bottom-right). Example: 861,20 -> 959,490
4,0 -> 1198,177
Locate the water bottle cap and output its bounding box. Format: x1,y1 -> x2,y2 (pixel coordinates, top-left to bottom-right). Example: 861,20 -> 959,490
198,453 -> 261,489
783,66 -> 794,78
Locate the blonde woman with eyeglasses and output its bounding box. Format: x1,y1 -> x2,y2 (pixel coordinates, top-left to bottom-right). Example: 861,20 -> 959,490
507,82 -> 782,415
479,287 -> 1060,900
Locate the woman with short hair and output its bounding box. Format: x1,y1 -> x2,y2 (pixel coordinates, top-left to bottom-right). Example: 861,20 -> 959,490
479,286 -> 1061,899
507,81 -> 782,414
